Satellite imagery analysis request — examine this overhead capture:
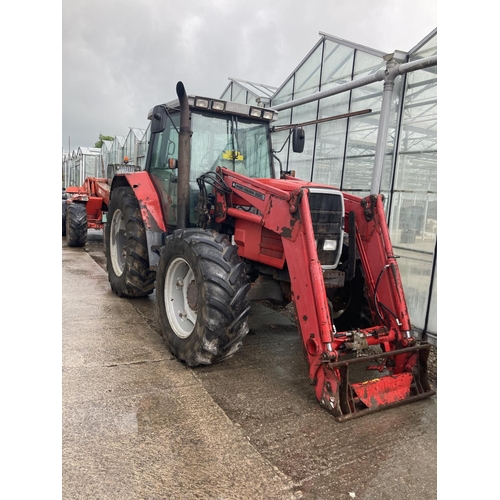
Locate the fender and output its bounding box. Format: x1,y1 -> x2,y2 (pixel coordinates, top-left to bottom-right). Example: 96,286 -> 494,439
110,171 -> 166,269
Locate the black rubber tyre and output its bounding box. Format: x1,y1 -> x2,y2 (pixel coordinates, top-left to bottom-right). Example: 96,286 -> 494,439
156,228 -> 251,366
66,203 -> 87,247
105,186 -> 155,297
62,200 -> 67,236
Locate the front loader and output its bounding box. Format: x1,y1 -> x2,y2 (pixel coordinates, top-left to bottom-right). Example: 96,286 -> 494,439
104,81 -> 435,421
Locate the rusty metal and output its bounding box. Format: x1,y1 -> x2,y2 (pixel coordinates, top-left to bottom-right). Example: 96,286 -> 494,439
326,344 -> 431,368
324,343 -> 435,422
271,108 -> 372,132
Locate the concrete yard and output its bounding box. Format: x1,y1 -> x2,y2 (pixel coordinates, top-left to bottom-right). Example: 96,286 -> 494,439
62,231 -> 437,500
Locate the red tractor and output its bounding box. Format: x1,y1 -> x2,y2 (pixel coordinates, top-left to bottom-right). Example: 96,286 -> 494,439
63,177 -> 110,247
62,161 -> 141,247
104,82 -> 435,421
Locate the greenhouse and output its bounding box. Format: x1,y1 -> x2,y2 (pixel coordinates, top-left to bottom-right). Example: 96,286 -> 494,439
62,28 -> 437,343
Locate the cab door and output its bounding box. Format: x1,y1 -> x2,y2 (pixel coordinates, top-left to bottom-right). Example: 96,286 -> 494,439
146,109 -> 181,231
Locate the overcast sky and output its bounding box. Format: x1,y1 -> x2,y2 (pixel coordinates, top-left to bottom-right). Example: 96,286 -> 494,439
62,0 -> 437,153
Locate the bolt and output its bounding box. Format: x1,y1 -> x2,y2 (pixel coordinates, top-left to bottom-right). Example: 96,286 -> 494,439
176,278 -> 184,288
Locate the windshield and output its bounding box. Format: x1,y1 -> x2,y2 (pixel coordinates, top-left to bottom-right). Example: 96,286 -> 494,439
190,110 -> 274,180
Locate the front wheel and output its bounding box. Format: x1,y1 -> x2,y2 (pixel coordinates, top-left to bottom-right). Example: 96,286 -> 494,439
66,202 -> 87,247
105,186 -> 155,297
156,228 -> 251,366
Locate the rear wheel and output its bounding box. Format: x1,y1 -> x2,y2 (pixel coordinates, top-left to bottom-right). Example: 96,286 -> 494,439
66,203 -> 87,247
105,186 -> 155,297
62,200 -> 67,236
156,228 -> 251,366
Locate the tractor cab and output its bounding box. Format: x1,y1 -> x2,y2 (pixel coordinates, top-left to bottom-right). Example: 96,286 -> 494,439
145,94 -> 278,229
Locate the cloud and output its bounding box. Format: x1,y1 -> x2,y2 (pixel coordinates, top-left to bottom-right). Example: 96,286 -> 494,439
62,0 -> 437,151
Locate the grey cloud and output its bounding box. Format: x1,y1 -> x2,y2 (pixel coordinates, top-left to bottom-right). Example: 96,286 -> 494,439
62,0 -> 436,152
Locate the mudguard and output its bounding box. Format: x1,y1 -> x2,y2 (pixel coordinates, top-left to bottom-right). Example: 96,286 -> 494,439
110,171 -> 166,269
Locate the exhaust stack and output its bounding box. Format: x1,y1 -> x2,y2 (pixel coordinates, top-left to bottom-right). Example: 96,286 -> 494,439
176,81 -> 191,229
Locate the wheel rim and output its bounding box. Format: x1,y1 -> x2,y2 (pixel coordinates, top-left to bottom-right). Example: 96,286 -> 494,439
164,257 -> 197,339
110,208 -> 126,277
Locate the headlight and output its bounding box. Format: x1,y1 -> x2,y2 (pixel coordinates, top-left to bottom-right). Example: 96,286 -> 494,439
211,100 -> 225,111
249,107 -> 262,118
262,110 -> 274,120
195,98 -> 209,108
323,240 -> 338,251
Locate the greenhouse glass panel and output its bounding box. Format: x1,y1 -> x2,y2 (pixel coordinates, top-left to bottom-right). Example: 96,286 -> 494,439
287,123 -> 316,181
270,115 -> 291,174
293,43 -> 323,99
342,154 -> 374,191
394,152 -> 437,193
395,243 -> 434,332
353,50 -> 384,78
426,259 -> 437,335
272,76 -> 294,106
72,160 -> 81,186
85,156 -> 97,177
395,74 -> 437,194
320,40 -> 354,88
220,85 -> 231,101
291,100 -> 317,124
102,151 -> 111,172
137,137 -> 148,169
231,84 -> 246,103
246,94 -> 258,106
318,91 -> 350,119
343,189 -> 370,200
389,192 -> 436,246
410,31 -> 437,59
342,112 -> 379,191
312,115 -> 348,187
287,101 -> 318,179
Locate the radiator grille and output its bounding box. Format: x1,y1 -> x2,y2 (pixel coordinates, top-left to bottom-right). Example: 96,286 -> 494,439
307,188 -> 344,269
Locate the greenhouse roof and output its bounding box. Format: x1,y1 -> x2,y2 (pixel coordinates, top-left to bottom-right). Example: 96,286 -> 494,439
77,146 -> 101,156
226,78 -> 277,99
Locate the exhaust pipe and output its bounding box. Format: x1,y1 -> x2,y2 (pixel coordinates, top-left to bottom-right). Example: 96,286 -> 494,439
176,81 -> 190,229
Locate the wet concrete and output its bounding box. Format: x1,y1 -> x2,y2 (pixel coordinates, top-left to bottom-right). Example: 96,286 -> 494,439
63,230 -> 437,499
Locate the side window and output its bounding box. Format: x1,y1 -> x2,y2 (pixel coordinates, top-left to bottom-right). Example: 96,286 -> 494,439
148,112 -> 181,228
149,116 -> 180,175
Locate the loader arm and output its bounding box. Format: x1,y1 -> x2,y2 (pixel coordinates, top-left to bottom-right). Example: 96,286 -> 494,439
215,167 -> 434,421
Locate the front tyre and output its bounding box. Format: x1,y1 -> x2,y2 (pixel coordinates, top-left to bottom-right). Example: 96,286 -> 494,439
66,202 -> 87,247
157,228 -> 251,366
105,186 -> 155,297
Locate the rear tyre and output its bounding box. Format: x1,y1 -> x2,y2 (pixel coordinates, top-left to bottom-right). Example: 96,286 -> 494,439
62,200 -> 67,236
105,186 -> 155,297
156,228 -> 251,366
66,203 -> 87,247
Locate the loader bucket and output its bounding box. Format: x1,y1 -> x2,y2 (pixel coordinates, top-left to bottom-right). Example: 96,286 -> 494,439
325,343 -> 435,422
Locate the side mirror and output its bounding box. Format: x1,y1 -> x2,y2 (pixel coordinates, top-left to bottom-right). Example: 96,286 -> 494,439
151,105 -> 167,134
292,126 -> 305,153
